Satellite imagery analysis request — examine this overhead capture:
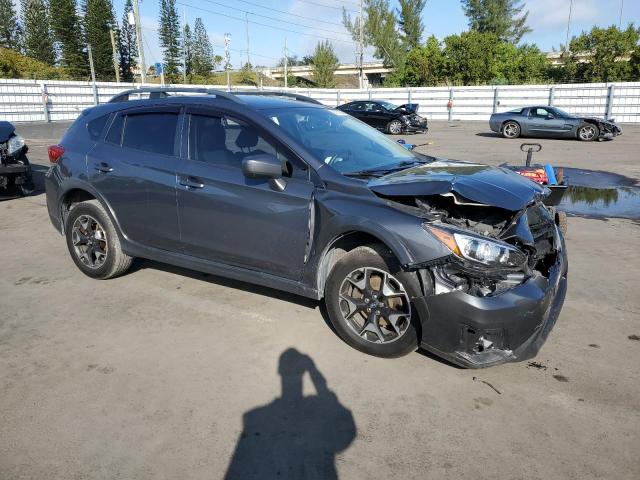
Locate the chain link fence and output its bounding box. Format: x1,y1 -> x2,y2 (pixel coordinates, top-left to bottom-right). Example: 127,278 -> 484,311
1,78 -> 638,123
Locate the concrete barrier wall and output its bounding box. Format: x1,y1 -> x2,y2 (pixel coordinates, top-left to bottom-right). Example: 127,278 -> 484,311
1,78 -> 638,123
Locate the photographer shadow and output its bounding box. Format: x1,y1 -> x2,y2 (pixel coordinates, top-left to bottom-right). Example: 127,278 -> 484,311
224,348 -> 356,480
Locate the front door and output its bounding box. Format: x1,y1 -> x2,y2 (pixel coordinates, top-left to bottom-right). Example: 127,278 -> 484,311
528,107 -> 570,136
87,106 -> 182,251
176,109 -> 314,280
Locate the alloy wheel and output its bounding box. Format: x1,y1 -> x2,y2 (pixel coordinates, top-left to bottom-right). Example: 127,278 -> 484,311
579,125 -> 597,141
503,122 -> 519,138
71,214 -> 108,269
389,121 -> 402,134
338,267 -> 411,344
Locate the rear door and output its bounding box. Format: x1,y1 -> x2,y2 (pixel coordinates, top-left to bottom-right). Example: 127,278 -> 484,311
176,107 -> 314,280
87,106 -> 182,251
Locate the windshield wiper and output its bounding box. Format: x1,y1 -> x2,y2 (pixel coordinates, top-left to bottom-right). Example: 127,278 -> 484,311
343,160 -> 426,178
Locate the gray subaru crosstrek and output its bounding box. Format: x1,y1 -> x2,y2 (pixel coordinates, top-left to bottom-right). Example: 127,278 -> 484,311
45,88 -> 567,368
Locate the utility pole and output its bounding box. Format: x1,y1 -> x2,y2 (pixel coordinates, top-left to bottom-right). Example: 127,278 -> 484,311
284,37 -> 288,88
109,30 -> 120,83
245,13 -> 250,67
564,0 -> 573,53
224,33 -> 231,91
87,43 -> 98,105
619,0 -> 624,28
132,0 -> 146,83
87,43 -> 97,85
358,0 -> 364,89
182,7 -> 187,83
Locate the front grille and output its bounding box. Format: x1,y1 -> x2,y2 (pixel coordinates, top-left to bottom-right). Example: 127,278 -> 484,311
0,143 -> 7,165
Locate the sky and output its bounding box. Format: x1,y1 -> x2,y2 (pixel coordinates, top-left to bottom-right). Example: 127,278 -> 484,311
121,0 -> 640,69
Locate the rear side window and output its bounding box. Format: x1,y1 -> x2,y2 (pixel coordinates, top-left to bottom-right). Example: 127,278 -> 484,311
87,114 -> 109,140
105,114 -> 124,144
122,112 -> 179,155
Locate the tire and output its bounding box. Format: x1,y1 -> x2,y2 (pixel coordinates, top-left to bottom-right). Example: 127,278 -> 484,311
502,121 -> 521,139
577,123 -> 598,142
65,199 -> 132,279
556,210 -> 568,234
324,244 -> 422,358
387,120 -> 403,135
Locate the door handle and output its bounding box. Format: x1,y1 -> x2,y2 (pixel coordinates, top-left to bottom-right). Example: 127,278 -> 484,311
94,162 -> 113,173
178,176 -> 204,189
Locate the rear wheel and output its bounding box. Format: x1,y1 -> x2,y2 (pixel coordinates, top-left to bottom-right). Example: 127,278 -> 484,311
65,200 -> 132,279
387,120 -> 403,135
324,245 -> 421,358
502,121 -> 521,139
577,123 -> 598,141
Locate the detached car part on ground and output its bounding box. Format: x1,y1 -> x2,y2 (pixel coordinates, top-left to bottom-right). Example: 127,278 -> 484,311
45,88 -> 566,368
490,106 -> 622,141
0,121 -> 34,197
336,100 -> 428,135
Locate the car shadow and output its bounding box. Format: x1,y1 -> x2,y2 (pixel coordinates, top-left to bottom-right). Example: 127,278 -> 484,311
475,132 -> 502,138
224,348 -> 356,479
132,258 -> 319,309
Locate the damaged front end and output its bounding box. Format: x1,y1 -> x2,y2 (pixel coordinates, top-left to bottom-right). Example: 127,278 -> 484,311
371,163 -> 568,367
0,121 -> 33,197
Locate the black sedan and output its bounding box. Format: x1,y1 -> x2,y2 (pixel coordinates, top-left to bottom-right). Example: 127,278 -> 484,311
489,106 -> 622,141
337,100 -> 428,135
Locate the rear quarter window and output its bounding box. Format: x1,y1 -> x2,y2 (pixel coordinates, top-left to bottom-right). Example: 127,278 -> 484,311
87,114 -> 110,140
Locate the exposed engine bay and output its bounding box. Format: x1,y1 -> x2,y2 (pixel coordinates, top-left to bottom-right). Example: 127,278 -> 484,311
382,191 -> 560,298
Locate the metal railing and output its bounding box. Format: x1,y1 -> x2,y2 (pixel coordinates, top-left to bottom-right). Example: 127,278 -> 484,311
1,78 -> 638,123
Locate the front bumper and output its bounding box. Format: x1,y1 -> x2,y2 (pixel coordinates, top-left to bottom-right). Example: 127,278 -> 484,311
415,239 -> 568,368
0,163 -> 30,175
599,125 -> 622,140
403,124 -> 428,133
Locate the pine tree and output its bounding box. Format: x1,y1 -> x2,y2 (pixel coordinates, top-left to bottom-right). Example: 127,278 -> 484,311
310,40 -> 339,88
0,0 -> 22,51
191,17 -> 212,77
21,0 -> 55,65
119,0 -> 137,81
159,0 -> 181,78
50,0 -> 88,78
397,0 -> 426,49
82,0 -> 118,80
461,0 -> 531,44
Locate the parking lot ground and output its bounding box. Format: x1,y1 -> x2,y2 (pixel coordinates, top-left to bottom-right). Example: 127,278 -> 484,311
1,121 -> 639,479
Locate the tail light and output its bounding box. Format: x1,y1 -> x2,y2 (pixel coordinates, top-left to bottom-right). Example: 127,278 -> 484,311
48,144 -> 65,163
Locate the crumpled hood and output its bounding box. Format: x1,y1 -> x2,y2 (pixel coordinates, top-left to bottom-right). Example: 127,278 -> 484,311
393,103 -> 418,114
0,121 -> 15,143
368,160 -> 548,211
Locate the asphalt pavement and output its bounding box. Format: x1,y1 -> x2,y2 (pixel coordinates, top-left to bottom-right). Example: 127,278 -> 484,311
1,121 -> 638,480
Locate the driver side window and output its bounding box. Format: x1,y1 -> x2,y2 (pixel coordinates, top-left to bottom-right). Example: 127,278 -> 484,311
188,114 -> 307,179
531,108 -> 551,118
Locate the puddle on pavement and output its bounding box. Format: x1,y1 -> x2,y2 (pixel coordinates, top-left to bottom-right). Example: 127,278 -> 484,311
557,168 -> 640,220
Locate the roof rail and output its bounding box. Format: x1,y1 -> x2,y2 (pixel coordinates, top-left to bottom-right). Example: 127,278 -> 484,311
233,90 -> 323,105
108,87 -> 243,104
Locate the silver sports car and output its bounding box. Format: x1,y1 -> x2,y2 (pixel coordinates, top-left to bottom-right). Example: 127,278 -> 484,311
489,106 -> 622,141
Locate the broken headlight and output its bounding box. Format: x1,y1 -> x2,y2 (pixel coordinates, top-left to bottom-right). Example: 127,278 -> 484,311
7,134 -> 24,156
425,225 -> 527,268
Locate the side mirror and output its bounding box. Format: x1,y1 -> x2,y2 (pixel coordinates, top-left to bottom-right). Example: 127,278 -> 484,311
547,113 -> 555,119
242,154 -> 282,179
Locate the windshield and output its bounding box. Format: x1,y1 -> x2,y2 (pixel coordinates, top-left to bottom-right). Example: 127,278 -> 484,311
263,107 -> 425,175
378,101 -> 398,111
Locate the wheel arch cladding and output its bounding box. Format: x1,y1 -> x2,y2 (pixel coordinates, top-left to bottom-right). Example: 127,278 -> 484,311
315,230 -> 405,298
58,184 -> 122,239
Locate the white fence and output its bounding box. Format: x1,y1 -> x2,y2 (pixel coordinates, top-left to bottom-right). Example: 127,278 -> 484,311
1,78 -> 639,123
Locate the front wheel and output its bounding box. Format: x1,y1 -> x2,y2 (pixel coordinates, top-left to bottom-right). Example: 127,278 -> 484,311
324,245 -> 422,358
577,123 -> 598,141
387,120 -> 403,135
65,200 -> 132,279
